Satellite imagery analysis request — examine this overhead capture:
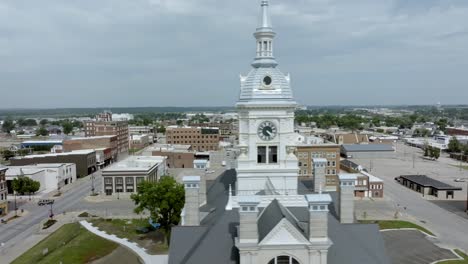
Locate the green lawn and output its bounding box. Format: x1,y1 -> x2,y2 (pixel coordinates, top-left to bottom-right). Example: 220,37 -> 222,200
12,223 -> 118,264
90,218 -> 168,254
359,220 -> 434,236
454,165 -> 468,171
438,249 -> 468,264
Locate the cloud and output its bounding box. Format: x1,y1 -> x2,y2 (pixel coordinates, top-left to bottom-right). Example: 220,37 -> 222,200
0,0 -> 467,108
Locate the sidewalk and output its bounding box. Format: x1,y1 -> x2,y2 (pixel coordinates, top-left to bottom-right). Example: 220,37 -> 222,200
80,220 -> 168,264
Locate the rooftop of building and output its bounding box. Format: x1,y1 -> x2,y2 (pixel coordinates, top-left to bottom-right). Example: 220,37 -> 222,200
21,140 -> 63,144
360,171 -> 384,183
149,144 -> 193,153
169,170 -> 390,264
5,167 -> 45,176
65,135 -> 116,140
103,156 -> 165,172
341,144 -> 395,152
130,134 -> 149,140
167,125 -> 220,130
400,175 -> 462,190
12,149 -> 96,159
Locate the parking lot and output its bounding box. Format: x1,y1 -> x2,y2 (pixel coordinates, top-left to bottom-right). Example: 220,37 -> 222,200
382,230 -> 457,264
352,142 -> 468,252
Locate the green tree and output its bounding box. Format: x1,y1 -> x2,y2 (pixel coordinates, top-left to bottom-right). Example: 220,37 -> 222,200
17,119 -> 37,127
2,149 -> 15,160
176,120 -> 184,126
17,149 -> 30,156
2,119 -> 15,133
12,177 -> 41,198
424,147 -> 429,157
40,119 -> 49,126
464,145 -> 468,156
62,121 -> 73,135
36,126 -> 49,136
156,125 -> 166,133
448,137 -> 462,153
131,177 -> 185,244
436,118 -> 448,132
431,147 -> 440,160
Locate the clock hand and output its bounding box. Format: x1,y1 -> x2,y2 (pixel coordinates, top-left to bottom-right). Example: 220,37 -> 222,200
267,131 -> 273,136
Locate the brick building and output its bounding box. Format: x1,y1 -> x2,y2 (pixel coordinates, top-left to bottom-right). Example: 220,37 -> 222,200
84,112 -> 129,155
166,126 -> 220,152
189,122 -> 238,141
340,160 -> 384,198
0,167 -> 7,216
296,144 -> 340,190
447,126 -> 468,136
145,144 -> 195,169
63,136 -> 118,162
10,150 -> 97,178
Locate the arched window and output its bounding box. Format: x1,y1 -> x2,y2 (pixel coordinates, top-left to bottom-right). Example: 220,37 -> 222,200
267,255 -> 300,264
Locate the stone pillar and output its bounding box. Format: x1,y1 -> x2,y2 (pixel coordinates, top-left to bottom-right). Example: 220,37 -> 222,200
338,174 -> 357,224
238,196 -> 260,244
312,158 -> 327,193
306,193 -> 332,241
319,250 -> 328,264
182,176 -> 200,226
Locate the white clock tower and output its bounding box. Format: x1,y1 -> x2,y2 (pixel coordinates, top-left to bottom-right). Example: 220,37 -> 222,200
236,0 -> 299,195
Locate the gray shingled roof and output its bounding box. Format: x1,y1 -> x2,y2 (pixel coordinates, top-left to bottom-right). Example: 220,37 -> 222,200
169,172 -> 390,264
342,144 -> 394,152
257,200 -> 308,242
400,175 -> 462,190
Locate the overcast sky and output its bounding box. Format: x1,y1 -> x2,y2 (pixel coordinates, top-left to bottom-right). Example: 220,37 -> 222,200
1,0 -> 468,108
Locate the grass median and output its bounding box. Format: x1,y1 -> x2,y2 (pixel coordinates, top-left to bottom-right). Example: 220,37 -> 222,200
90,218 -> 169,254
12,223 -> 118,264
438,249 -> 468,264
359,220 -> 434,236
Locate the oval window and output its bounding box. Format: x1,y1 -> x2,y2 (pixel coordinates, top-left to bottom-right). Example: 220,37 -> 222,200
263,76 -> 272,86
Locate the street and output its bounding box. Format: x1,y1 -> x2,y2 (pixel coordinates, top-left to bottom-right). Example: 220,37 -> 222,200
0,170 -> 105,257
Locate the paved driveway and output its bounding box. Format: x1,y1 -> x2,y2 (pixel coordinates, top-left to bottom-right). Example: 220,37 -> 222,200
382,230 -> 456,264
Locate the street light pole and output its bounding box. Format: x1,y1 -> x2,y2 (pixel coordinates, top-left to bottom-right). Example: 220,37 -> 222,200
14,192 -> 17,217
91,174 -> 95,195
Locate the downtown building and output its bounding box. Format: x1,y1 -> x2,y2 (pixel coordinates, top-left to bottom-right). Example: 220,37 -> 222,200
0,167 -> 7,216
102,156 -> 167,196
168,1 -> 390,264
165,126 -> 220,152
84,111 -> 129,155
296,144 -> 340,191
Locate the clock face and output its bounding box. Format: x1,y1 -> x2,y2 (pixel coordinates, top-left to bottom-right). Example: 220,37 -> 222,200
258,121 -> 277,141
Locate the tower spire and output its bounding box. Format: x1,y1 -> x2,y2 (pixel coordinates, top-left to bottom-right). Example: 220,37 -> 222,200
252,0 -> 278,68
260,0 -> 272,29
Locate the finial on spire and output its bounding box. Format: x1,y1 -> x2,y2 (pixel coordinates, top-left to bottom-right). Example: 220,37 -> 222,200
260,0 -> 272,29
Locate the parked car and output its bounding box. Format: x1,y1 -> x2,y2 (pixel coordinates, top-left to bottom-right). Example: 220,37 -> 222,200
37,199 -> 54,206
454,178 -> 466,182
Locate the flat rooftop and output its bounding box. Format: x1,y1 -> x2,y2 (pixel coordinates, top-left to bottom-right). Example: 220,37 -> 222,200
342,144 -> 395,152
22,140 -> 63,144
13,149 -> 95,159
66,136 -> 116,140
400,175 -> 462,190
103,156 -> 165,172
